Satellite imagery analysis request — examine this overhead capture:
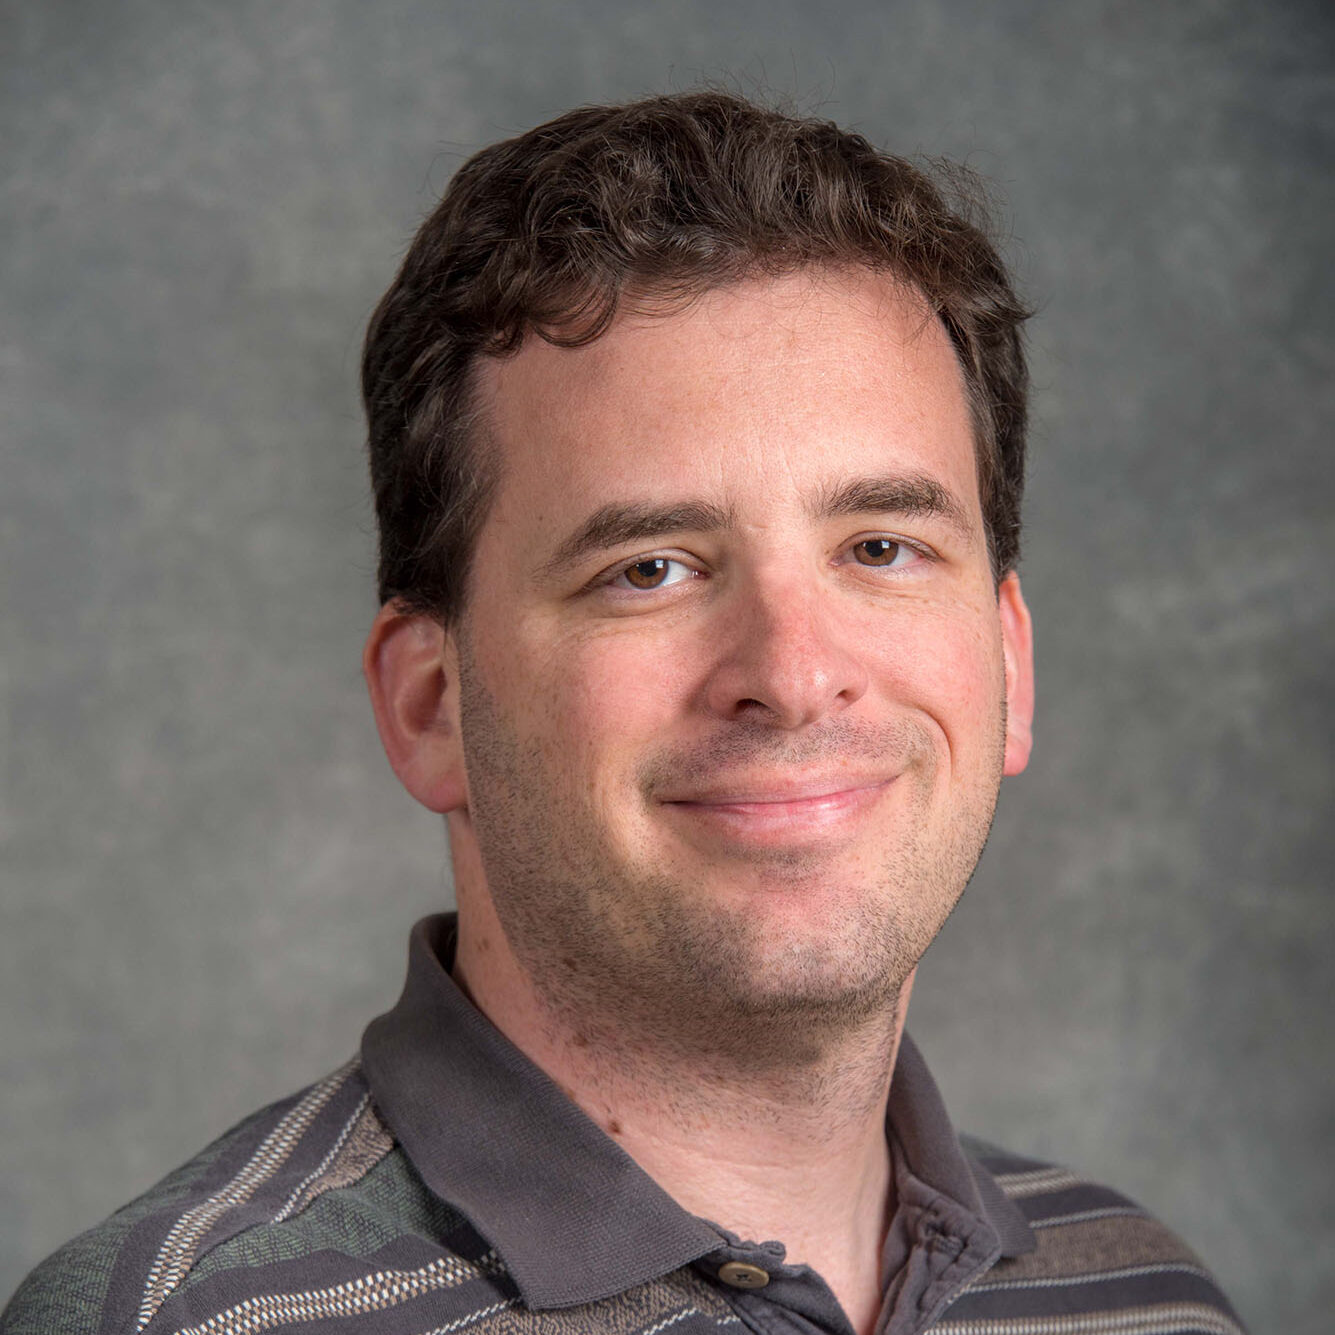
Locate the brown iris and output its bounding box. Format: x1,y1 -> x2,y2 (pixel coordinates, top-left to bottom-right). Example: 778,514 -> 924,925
623,558 -> 671,589
853,539 -> 901,566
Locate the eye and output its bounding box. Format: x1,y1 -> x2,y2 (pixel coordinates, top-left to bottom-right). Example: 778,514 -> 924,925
611,556 -> 697,591
849,537 -> 920,569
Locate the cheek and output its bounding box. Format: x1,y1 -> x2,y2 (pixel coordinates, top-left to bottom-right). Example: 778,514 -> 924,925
499,627 -> 697,774
870,606 -> 1004,735
930,626 -> 1007,762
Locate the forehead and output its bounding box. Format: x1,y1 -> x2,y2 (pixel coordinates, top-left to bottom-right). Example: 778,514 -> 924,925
474,268 -> 980,528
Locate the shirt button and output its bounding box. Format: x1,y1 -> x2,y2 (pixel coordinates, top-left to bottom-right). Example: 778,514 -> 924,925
718,1261 -> 770,1289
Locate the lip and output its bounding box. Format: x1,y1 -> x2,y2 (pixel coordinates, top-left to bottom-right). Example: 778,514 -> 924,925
658,775 -> 894,844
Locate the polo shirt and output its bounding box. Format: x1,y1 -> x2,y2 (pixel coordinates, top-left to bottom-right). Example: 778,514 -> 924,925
2,915 -> 1247,1335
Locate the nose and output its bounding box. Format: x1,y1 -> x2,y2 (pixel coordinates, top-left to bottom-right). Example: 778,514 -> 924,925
702,577 -> 870,728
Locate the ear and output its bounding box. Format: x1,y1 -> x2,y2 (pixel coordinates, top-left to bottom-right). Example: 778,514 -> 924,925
363,602 -> 468,813
998,571 -> 1035,776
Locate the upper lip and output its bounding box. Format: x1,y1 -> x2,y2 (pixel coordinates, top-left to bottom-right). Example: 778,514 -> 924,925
657,775 -> 892,805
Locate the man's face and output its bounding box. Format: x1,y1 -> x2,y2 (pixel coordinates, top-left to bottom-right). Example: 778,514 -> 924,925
445,268 -> 1032,1042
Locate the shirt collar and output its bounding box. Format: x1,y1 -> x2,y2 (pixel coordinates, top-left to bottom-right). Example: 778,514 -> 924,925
885,1031 -> 1036,1262
361,914 -> 1033,1310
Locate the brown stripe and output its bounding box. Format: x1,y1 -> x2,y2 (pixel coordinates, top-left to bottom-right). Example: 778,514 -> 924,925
931,1300 -> 1245,1334
979,1216 -> 1204,1286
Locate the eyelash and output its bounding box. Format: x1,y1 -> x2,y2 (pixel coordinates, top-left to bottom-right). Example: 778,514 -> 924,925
594,534 -> 935,595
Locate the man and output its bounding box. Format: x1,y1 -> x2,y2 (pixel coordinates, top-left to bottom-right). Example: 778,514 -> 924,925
3,92 -> 1244,1335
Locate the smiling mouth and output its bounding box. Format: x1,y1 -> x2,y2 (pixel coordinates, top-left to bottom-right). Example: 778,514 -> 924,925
660,777 -> 894,843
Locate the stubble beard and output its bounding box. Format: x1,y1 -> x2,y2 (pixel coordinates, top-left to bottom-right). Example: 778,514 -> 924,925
455,647 -> 1005,1079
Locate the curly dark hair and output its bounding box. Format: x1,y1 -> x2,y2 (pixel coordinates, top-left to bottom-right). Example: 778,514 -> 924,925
362,91 -> 1030,622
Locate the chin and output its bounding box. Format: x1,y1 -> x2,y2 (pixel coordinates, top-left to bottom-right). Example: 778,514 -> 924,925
660,896 -> 920,1021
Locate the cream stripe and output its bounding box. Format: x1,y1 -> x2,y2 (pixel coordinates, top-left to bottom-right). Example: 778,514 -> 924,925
171,1252 -> 486,1335
414,1297 -> 521,1335
640,1309 -> 706,1335
418,1297 -> 730,1335
271,1090 -> 371,1224
137,1061 -> 358,1331
1029,1206 -> 1147,1229
992,1168 -> 1085,1198
932,1301 -> 1245,1335
967,1262 -> 1215,1294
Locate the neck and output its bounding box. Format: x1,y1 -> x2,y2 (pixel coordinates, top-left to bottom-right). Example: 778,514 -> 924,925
449,850 -> 911,1335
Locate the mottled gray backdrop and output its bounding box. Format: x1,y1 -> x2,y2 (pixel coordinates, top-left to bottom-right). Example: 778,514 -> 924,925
3,2 -> 1332,1329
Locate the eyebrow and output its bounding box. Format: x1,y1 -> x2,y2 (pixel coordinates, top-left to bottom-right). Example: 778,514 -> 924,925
542,470 -> 975,576
810,472 -> 975,539
542,499 -> 735,574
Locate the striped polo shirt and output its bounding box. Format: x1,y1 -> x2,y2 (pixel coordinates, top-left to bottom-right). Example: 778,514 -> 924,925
2,916 -> 1246,1335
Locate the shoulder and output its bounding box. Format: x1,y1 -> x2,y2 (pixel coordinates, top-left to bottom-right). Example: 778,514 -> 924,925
946,1136 -> 1248,1334
1,1062 -> 508,1335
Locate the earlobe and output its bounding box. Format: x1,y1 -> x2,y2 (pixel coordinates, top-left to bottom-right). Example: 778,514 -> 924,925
998,572 -> 1035,777
363,602 -> 469,813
